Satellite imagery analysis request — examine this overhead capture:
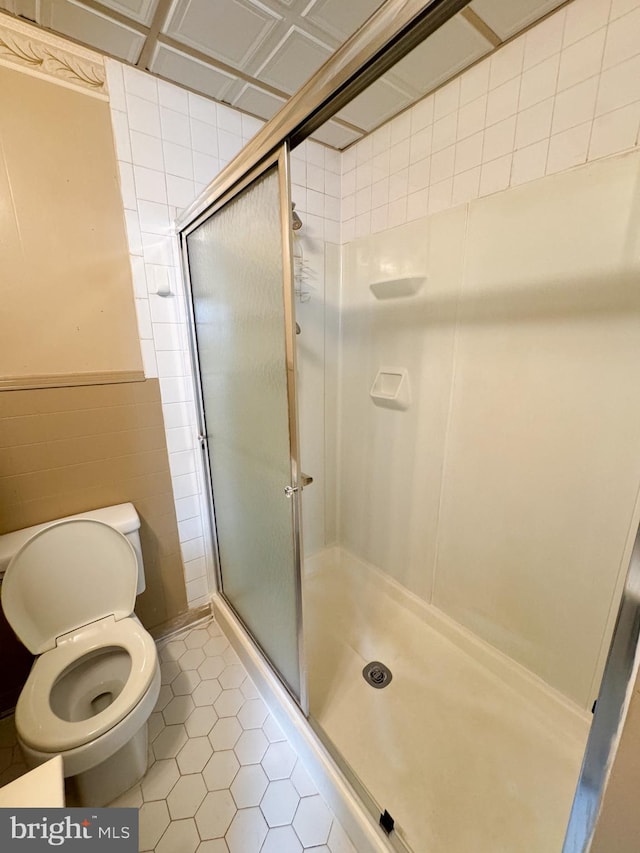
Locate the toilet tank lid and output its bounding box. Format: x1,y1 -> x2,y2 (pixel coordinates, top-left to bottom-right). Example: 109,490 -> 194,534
0,503 -> 140,579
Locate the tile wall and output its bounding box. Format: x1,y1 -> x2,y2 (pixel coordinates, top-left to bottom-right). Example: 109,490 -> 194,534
105,59 -> 342,605
341,0 -> 640,241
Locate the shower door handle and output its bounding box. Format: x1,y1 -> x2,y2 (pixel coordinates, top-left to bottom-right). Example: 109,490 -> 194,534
284,473 -> 313,498
301,472 -> 313,487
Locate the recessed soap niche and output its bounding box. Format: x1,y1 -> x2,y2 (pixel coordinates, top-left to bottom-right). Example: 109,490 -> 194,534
370,368 -> 410,410
369,276 -> 425,300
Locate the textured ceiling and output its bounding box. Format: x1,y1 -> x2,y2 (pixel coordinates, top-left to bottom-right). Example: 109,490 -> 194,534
0,1 -> 567,148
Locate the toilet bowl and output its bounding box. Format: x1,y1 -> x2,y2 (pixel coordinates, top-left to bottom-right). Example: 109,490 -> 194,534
0,505 -> 160,806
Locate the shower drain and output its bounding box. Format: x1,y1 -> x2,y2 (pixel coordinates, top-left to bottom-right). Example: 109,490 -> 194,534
363,661 -> 393,689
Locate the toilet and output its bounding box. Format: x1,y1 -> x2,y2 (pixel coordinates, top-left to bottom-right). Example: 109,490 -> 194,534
0,503 -> 160,806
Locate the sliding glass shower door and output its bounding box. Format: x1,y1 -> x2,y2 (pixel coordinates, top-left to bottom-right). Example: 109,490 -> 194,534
182,147 -> 305,706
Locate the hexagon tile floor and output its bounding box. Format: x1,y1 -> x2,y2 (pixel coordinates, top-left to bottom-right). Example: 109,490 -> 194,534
0,617 -> 358,853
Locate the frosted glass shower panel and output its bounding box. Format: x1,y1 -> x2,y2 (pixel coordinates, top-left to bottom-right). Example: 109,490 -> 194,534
186,166 -> 301,699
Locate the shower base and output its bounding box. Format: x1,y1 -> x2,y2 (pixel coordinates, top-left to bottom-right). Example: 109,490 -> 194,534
303,548 -> 591,853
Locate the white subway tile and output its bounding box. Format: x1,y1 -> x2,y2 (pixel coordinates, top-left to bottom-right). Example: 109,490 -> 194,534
603,6 -> 640,69
428,177 -> 453,214
356,160 -> 372,189
151,293 -> 182,324
432,112 -> 457,153
342,168 -> 356,196
371,177 -> 390,208
217,103 -> 242,135
325,219 -> 340,244
387,196 -> 407,228
355,211 -> 371,238
161,377 -> 193,406
460,59 -> 490,105
431,145 -> 455,183
519,55 -> 560,110
218,129 -> 243,161
174,475 -> 201,504
341,218 -> 355,243
325,170 -> 340,198
193,152 -> 220,186
355,186 -> 372,215
167,428 -> 195,456
371,149 -> 390,182
123,65 -> 157,102
588,100 -> 640,158
452,167 -> 481,206
305,213 -> 325,240
546,121 -> 591,173
595,54 -> 640,114
162,141 -> 193,180
135,297 -> 153,339
105,59 -> 126,111
486,77 -> 520,127
292,185 -> 307,213
160,107 -> 191,148
457,95 -> 487,140
157,350 -> 187,378
138,199 -> 171,235
186,576 -> 209,604
290,157 -> 306,186
557,29 -> 606,91
127,94 -> 161,137
341,146 -> 357,174
142,233 -> 174,267
167,174 -> 196,210
372,122 -> 392,154
563,0 -> 611,48
511,139 -> 549,186
130,255 -> 148,298
140,339 -> 158,378
390,139 -> 410,172
409,126 -> 432,163
307,189 -> 324,216
178,515 -> 203,543
158,79 -> 189,114
611,0 -> 640,19
515,98 -> 554,149
489,39 -> 524,89
133,165 -> 167,203
411,96 -> 434,133
325,195 -> 340,221
551,77 -> 598,135
479,154 -> 512,196
406,188 -> 429,221
342,193 -> 355,221
153,322 -> 184,351
124,209 -> 143,256
371,205 -> 389,234
111,109 -> 132,162
408,157 -> 430,193
188,92 -> 217,125
434,78 -> 460,119
162,402 -> 193,430
324,147 -> 340,174
388,169 -> 409,202
130,131 -> 164,170
356,136 -> 373,164
391,110 -> 411,144
483,116 -> 516,162
524,11 -> 565,69
146,263 -> 174,297
118,161 -> 137,210
184,556 -> 207,583
455,131 -> 483,173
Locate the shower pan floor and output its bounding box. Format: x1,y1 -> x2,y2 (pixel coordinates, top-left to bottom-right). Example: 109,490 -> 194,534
303,549 -> 591,853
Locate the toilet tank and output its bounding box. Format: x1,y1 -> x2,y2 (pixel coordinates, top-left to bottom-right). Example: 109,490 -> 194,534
0,503 -> 146,595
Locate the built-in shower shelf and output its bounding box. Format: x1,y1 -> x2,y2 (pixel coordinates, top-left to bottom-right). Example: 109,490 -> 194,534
369,276 -> 425,300
370,368 -> 410,410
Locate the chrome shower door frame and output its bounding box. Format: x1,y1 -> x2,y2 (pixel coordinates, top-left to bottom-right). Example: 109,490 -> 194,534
178,143 -> 307,714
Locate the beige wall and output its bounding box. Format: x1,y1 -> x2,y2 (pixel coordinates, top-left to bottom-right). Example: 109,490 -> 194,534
0,64 -> 142,387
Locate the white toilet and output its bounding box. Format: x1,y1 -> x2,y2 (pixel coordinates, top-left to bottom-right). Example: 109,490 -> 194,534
0,503 -> 160,806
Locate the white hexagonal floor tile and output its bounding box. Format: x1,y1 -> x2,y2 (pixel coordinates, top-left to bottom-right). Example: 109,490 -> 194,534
148,711 -> 164,742
291,759 -> 317,797
141,758 -> 180,802
155,818 -> 200,853
185,705 -> 218,738
328,820 -> 358,853
196,841 -> 229,853
193,679 -> 223,707
234,729 -> 268,765
160,659 -> 180,685
204,636 -> 229,657
260,779 -> 300,827
161,639 -> 186,662
163,694 -> 195,725
171,670 -> 202,696
208,717 -> 242,751
262,714 -> 286,743
226,807 -> 267,853
154,685 -> 173,712
195,790 -> 237,840
230,764 -> 268,808
214,688 -> 244,718
185,628 -> 210,649
223,647 -> 240,666
180,648 -> 206,670
292,794 -> 332,848
198,656 -> 225,680
261,825 -> 303,853
219,664 -> 245,689
153,725 -> 189,760
177,736 -> 213,774
261,741 -> 297,780
240,677 -> 260,700
167,774 -> 207,819
139,800 -> 170,851
202,750 -> 240,792
108,783 -> 143,808
237,698 -> 268,730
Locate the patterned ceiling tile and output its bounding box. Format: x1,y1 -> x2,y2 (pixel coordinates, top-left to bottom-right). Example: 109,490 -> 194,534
232,83 -> 287,120
302,0 -> 384,42
310,121 -> 362,149
337,75 -> 413,132
164,0 -> 281,68
151,42 -> 238,100
469,0 -> 566,39
96,0 -> 158,26
257,25 -> 333,94
39,0 -> 145,63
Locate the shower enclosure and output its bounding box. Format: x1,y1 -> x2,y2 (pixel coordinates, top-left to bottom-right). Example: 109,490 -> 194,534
176,1 -> 640,851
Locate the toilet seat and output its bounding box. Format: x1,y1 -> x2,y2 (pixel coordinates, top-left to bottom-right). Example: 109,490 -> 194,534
17,615 -> 158,753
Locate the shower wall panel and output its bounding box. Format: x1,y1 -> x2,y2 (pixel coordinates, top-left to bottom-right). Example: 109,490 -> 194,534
337,151 -> 640,708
